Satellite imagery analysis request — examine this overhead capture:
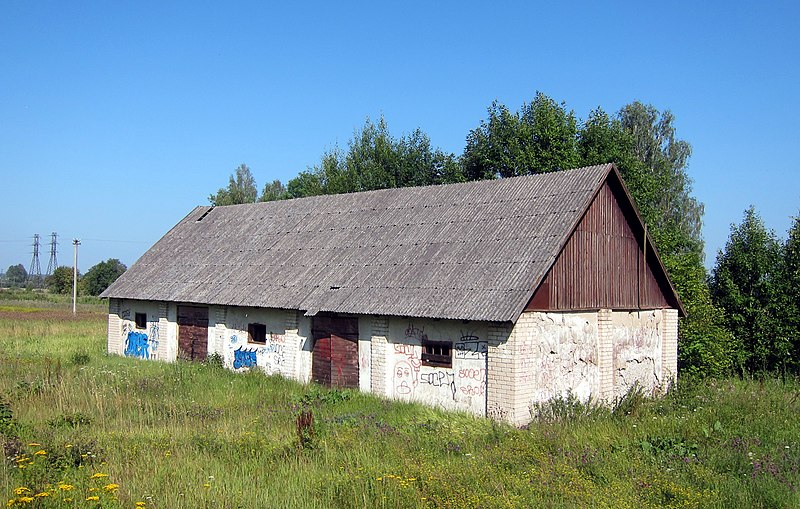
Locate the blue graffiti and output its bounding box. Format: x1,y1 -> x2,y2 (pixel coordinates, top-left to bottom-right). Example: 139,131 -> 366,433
233,347 -> 258,369
124,331 -> 151,359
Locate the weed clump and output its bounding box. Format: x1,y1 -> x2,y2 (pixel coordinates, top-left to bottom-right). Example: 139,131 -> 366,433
530,392 -> 605,423
296,410 -> 315,450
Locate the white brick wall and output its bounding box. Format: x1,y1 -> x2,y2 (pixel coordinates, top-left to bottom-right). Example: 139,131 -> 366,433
662,308 -> 678,388
370,315 -> 388,394
598,309 -> 613,401
284,309 -> 301,381
107,298 -> 122,355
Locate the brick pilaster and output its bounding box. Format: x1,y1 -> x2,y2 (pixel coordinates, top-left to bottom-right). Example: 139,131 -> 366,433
597,309 -> 613,401
370,316 -> 389,395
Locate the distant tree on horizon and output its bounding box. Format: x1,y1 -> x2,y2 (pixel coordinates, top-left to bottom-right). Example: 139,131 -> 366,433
81,259 -> 126,296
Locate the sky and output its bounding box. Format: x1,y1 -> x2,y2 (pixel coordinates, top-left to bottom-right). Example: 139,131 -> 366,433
1,1 -> 798,274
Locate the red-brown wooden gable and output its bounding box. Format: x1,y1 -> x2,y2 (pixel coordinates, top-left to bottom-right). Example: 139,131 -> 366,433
526,177 -> 677,312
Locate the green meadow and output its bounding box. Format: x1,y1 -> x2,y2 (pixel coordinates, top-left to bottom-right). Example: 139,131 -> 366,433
1,291 -> 798,508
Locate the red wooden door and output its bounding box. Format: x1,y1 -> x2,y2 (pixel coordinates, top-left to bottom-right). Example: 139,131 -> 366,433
177,306 -> 209,361
312,316 -> 359,388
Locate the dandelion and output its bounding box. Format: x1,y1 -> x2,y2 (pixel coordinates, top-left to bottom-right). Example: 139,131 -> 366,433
104,484 -> 120,492
34,492 -> 50,498
86,495 -> 100,501
90,473 -> 109,479
58,483 -> 75,491
13,487 -> 30,496
135,503 -> 146,508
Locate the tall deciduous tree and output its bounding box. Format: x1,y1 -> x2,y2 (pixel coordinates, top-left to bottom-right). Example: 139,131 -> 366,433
286,117 -> 462,198
711,207 -> 782,373
45,266 -> 75,294
5,264 -> 27,287
81,258 -> 127,296
260,179 -> 287,202
776,214 -> 800,372
209,164 -> 258,206
463,93 -> 579,180
617,102 -> 704,259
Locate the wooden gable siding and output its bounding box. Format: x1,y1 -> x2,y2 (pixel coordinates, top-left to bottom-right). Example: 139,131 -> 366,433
527,179 -> 672,311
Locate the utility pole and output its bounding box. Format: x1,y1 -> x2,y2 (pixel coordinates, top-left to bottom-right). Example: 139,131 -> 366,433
72,239 -> 80,315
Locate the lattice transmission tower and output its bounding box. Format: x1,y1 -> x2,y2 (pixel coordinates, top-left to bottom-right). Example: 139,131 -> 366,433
46,232 -> 58,276
29,234 -> 42,285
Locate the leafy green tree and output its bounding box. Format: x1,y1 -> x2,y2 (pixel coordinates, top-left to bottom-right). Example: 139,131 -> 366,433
5,264 -> 27,287
209,164 -> 258,206
286,117 -> 462,197
617,102 -> 704,259
45,266 -> 75,294
775,214 -> 800,372
463,93 -> 579,180
81,259 -> 127,296
711,207 -> 783,373
260,179 -> 287,202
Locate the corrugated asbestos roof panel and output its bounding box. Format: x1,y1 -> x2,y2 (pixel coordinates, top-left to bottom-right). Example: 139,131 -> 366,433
102,164 -> 613,322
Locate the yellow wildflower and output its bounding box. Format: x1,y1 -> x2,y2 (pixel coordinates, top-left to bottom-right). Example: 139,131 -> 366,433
135,502 -> 146,507
34,492 -> 50,498
13,487 -> 30,495
104,484 -> 119,492
6,500 -> 14,508
63,498 -> 73,503
58,484 -> 75,491
90,473 -> 109,479
18,497 -> 34,503
203,483 -> 211,488
88,488 -> 98,492
33,450 -> 46,456
86,495 -> 99,501
27,443 -> 41,447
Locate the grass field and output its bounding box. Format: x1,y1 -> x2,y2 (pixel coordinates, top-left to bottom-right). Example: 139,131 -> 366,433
1,292 -> 798,508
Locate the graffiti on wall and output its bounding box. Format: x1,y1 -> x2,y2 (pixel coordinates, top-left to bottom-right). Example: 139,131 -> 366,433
121,309 -> 160,360
392,324 -> 488,404
228,328 -> 287,373
124,331 -> 151,359
420,370 -> 456,399
454,337 -> 488,359
233,347 -> 258,369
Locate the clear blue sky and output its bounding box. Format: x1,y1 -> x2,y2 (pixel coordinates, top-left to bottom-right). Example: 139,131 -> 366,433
1,1 -> 798,273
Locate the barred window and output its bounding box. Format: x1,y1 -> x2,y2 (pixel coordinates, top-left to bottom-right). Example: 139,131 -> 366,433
421,341 -> 452,368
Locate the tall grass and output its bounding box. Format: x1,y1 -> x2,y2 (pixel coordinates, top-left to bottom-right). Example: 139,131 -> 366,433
1,301 -> 799,508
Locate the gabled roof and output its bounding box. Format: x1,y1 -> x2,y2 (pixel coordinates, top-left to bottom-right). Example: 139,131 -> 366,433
102,163 -> 678,322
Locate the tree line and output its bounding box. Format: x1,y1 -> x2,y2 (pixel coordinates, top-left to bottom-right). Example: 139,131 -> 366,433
203,92 -> 796,378
1,258 -> 126,297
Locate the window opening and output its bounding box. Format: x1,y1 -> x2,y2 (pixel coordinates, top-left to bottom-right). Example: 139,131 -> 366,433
422,341 -> 452,368
134,313 -> 147,329
248,323 -> 267,344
